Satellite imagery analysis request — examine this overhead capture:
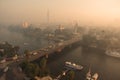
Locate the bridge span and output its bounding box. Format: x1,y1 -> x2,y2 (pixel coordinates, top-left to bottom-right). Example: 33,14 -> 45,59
0,36 -> 82,68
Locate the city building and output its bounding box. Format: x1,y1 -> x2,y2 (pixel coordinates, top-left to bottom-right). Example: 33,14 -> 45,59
22,22 -> 29,28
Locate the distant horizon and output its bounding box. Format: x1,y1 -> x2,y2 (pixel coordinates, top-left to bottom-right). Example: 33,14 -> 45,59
1,0 -> 120,27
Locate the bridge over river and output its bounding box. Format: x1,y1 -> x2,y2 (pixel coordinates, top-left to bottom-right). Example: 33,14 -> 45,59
0,36 -> 82,68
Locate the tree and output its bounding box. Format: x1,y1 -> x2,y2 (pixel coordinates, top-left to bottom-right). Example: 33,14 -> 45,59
20,57 -> 49,78
13,46 -> 20,54
20,62 -> 40,78
20,61 -> 29,71
66,70 -> 75,80
25,63 -> 36,78
40,57 -> 47,69
34,64 -> 40,76
39,57 -> 49,77
24,50 -> 30,60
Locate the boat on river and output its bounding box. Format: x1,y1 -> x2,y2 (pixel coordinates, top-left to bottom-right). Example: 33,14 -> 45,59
65,61 -> 83,70
86,68 -> 99,80
105,49 -> 120,58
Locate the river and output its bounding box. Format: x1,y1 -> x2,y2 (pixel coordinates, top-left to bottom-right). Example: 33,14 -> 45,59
1,37 -> 120,80
47,45 -> 120,80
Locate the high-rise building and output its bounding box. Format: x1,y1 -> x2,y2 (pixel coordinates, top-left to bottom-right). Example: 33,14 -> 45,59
59,25 -> 64,31
22,22 -> 29,28
74,23 -> 78,34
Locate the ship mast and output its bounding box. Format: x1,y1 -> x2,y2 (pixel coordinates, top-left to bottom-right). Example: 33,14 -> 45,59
86,66 -> 91,80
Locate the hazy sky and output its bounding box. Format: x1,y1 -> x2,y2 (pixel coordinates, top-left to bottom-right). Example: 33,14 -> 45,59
1,0 -> 120,26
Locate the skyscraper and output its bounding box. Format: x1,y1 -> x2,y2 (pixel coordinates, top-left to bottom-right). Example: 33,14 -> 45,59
74,23 -> 78,34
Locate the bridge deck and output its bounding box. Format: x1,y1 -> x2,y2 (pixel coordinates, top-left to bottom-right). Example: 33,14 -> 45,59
0,36 -> 81,67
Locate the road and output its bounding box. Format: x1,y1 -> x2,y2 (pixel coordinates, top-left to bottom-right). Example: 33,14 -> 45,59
0,36 -> 81,80
0,36 -> 81,67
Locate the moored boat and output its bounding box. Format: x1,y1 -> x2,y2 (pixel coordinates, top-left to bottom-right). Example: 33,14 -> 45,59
86,68 -> 99,80
105,49 -> 120,58
65,61 -> 83,70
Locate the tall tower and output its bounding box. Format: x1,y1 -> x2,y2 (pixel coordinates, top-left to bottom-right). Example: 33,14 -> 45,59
47,9 -> 50,24
74,23 -> 78,34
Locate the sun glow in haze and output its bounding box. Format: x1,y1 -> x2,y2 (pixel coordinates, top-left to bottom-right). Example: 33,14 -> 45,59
0,0 -> 120,27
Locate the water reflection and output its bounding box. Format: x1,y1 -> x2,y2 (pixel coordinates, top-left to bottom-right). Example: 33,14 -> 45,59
48,46 -> 120,80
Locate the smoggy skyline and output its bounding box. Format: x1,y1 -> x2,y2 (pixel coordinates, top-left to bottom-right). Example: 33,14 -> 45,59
1,0 -> 120,27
